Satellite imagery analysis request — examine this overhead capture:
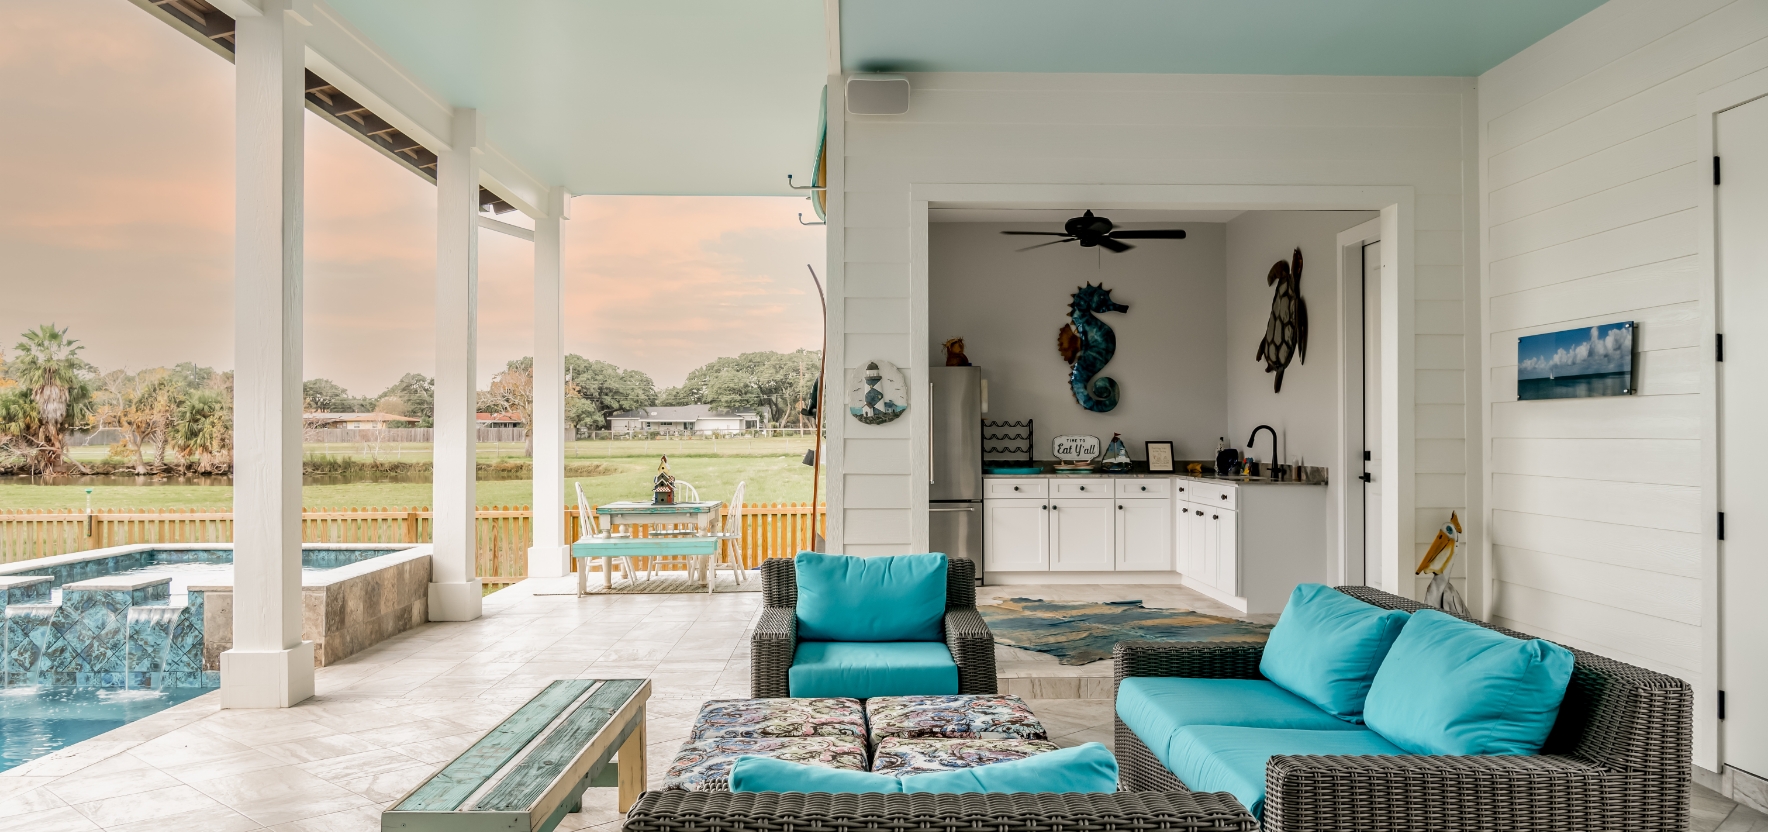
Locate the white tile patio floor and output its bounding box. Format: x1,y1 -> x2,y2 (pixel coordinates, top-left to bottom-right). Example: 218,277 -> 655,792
0,576 -> 1744,831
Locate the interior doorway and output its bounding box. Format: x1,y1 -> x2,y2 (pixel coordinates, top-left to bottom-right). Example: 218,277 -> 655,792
1718,92 -> 1768,778
1361,240 -> 1383,590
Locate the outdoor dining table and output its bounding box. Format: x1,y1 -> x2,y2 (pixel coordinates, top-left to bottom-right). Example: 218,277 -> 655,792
572,500 -> 724,595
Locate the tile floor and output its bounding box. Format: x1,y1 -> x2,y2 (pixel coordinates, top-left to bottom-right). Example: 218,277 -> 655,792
0,577 -> 1743,831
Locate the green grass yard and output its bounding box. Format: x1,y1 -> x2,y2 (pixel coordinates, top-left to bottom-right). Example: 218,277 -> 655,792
3,437 -> 822,511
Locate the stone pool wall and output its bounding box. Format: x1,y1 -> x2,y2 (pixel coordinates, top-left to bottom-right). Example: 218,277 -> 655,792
200,546 -> 430,668
2,574 -> 209,688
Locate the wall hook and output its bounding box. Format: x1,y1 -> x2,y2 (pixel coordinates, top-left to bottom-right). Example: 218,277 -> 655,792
798,213 -> 826,226
787,174 -> 826,191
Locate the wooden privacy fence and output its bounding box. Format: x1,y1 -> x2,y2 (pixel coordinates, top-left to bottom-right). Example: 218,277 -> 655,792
0,503 -> 827,583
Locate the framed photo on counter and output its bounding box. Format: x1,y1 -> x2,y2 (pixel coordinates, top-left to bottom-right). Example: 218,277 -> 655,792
1146,441 -> 1175,472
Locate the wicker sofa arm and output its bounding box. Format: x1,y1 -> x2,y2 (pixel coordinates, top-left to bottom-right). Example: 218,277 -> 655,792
625,790 -> 1258,832
944,607 -> 997,695
1113,640 -> 1266,690
1262,753 -> 1625,832
749,608 -> 796,698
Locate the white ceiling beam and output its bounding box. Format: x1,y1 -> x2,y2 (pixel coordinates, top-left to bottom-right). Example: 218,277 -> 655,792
301,0 -> 454,154
208,0 -> 262,17
824,0 -> 841,77
479,142 -> 548,220
477,215 -> 534,241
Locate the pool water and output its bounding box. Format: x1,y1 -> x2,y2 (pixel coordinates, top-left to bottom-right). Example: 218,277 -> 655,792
0,686 -> 208,771
97,560 -> 340,597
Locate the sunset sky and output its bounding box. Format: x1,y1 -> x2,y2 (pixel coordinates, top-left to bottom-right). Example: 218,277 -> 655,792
0,0 -> 826,395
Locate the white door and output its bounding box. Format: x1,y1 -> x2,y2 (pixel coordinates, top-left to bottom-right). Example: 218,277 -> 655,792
1362,239 -> 1383,589
1719,94 -> 1768,778
1050,499 -> 1114,571
983,499 -> 1049,572
1117,498 -> 1173,570
1214,507 -> 1240,596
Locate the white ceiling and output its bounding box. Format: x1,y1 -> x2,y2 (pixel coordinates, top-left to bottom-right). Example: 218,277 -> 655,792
929,208 -> 1245,224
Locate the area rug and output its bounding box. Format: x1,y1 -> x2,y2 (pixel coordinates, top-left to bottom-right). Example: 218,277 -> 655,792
978,598 -> 1271,665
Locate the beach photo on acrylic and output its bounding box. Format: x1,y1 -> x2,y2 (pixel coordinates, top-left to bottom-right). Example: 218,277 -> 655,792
1517,321 -> 1635,400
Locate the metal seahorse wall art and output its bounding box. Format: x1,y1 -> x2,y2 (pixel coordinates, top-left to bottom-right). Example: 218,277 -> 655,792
1057,284 -> 1128,412
1255,247 -> 1309,393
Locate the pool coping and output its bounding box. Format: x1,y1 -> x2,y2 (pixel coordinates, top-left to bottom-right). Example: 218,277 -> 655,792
0,542 -> 423,591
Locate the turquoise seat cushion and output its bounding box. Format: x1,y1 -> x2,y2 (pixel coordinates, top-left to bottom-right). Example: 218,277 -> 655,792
1117,678 -> 1362,771
1257,584 -> 1411,722
794,552 -> 947,642
1363,609 -> 1575,756
729,742 -> 1117,794
1166,726 -> 1408,818
789,642 -> 958,699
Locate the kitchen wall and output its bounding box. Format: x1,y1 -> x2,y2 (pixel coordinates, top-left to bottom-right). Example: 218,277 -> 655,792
1477,0 -> 1768,770
928,221 -> 1228,460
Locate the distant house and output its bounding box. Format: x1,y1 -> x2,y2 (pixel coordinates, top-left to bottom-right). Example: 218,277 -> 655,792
303,412 -> 420,430
477,412 -> 525,429
608,405 -> 761,435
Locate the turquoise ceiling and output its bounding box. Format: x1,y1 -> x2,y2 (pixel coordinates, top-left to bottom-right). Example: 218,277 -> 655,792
840,0 -> 1606,76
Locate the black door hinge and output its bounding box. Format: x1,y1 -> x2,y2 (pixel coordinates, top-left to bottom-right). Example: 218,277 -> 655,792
1719,512 -> 1727,541
1718,333 -> 1725,362
1721,690 -> 1728,720
1716,156 -> 1722,186
1363,450 -> 1372,461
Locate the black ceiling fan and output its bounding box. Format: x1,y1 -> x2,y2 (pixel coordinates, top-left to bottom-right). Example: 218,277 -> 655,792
1002,209 -> 1188,253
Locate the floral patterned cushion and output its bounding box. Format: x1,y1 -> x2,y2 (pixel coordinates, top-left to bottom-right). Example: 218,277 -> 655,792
662,737 -> 868,791
865,694 -> 1049,744
870,737 -> 1063,778
691,697 -> 866,740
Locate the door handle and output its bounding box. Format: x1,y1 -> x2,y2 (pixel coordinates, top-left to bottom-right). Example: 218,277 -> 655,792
930,505 -> 977,512
1359,473 -> 1373,483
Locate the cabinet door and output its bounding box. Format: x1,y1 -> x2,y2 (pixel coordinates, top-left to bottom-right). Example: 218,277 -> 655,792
1050,499 -> 1114,571
1214,507 -> 1240,595
984,499 -> 1049,572
1183,504 -> 1213,586
1174,501 -> 1191,575
1116,498 -> 1173,570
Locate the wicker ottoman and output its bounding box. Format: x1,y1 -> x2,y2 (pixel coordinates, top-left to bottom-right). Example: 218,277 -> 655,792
865,694 -> 1049,744
870,737 -> 1063,777
662,737 -> 868,791
691,697 -> 866,740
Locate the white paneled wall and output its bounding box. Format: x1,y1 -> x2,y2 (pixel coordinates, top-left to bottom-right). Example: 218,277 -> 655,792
1478,0 -> 1768,769
829,72 -> 1481,596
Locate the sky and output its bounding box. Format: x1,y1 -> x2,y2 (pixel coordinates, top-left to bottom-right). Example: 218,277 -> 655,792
0,0 -> 826,396
1517,323 -> 1633,380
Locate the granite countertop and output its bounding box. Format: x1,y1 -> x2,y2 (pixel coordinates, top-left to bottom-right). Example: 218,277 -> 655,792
982,460 -> 1327,485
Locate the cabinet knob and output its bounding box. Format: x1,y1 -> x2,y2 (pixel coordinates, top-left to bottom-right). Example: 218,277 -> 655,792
1079,485 -> 1086,491
1118,505 -> 1124,510
1012,486 -> 1020,492
1212,514 -> 1219,520
1140,486 -> 1147,491
1042,504 -> 1048,510
1178,487 -> 1185,492
1221,494 -> 1228,500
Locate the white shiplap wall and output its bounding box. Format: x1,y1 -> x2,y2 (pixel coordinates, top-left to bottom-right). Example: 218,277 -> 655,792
829,72 -> 1482,596
1478,0 -> 1768,769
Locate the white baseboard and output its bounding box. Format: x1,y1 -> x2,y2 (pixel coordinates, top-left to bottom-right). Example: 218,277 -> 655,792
984,571 -> 1186,586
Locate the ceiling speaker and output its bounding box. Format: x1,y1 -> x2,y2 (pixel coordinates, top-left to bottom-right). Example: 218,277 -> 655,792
847,74 -> 909,115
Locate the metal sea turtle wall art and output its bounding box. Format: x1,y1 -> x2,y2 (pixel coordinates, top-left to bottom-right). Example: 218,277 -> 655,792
1255,247 -> 1308,393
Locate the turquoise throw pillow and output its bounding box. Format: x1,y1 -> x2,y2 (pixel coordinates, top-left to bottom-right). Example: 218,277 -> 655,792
794,552 -> 947,642
729,744 -> 1117,794
1363,609 -> 1575,756
1257,584 -> 1411,722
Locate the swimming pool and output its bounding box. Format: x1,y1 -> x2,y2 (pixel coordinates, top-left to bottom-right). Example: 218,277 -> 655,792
0,686 -> 208,772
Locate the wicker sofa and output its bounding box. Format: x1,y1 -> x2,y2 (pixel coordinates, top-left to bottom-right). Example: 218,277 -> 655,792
751,557 -> 996,698
626,790 -> 1257,832
1114,586 -> 1692,832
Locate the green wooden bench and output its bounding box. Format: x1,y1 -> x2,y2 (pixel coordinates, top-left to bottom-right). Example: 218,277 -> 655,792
383,678 -> 650,832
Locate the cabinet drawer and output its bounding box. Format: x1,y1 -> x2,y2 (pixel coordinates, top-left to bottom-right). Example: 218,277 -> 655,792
1116,479 -> 1170,499
986,478 -> 1047,498
1196,484 -> 1237,509
1051,479 -> 1110,497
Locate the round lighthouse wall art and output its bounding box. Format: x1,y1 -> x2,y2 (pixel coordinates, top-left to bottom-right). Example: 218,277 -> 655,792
847,360 -> 909,425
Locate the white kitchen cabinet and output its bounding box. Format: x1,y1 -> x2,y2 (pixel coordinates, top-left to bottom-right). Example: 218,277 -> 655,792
1050,498 -> 1115,570
1176,480 -> 1325,614
1211,506 -> 1239,596
983,498 -> 1049,572
1116,496 -> 1172,570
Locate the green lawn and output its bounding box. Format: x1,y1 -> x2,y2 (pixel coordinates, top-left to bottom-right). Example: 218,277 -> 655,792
4,437 -> 823,511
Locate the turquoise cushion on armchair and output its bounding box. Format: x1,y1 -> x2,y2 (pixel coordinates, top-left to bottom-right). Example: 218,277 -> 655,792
1258,584 -> 1410,722
794,551 -> 947,642
789,642 -> 958,699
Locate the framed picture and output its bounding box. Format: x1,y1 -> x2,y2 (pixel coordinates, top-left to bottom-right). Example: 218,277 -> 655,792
1145,441 -> 1175,472
1517,322 -> 1635,400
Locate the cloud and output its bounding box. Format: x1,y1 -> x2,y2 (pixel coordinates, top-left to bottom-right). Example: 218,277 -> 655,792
1520,325 -> 1631,379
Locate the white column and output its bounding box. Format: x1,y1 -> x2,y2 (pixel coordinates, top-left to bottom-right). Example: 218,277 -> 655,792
528,186 -> 572,578
222,0 -> 314,708
429,107 -> 485,620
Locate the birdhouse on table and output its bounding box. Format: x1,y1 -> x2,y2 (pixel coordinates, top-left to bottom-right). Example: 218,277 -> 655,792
653,455 -> 676,505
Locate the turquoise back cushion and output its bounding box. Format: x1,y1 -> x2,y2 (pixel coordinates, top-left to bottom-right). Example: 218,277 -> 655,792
1257,584 -> 1411,722
1363,609 -> 1575,755
729,743 -> 1117,794
794,552 -> 947,642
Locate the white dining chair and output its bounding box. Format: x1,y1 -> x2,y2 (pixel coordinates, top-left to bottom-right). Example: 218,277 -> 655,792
706,481 -> 747,593
576,482 -> 640,584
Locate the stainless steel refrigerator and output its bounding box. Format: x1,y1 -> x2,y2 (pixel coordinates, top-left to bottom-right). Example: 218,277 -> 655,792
928,366 -> 984,583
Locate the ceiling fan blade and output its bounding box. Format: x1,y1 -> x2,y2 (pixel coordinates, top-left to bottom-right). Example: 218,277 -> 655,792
1096,237 -> 1133,253
1001,231 -> 1071,236
1016,238 -> 1079,252
1109,229 -> 1188,239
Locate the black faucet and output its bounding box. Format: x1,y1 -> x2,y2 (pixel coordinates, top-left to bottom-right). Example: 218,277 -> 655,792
1247,425 -> 1279,480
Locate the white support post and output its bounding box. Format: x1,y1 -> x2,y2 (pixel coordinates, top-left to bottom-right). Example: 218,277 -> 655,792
429,107 -> 485,620
222,0 -> 314,708
528,187 -> 572,578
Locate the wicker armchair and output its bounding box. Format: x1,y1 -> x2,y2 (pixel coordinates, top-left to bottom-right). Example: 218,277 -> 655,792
626,790 -> 1257,832
751,557 -> 997,698
1114,586 -> 1691,832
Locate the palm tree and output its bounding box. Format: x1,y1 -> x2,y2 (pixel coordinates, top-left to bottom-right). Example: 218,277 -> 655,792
7,325 -> 94,472
171,388 -> 231,473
